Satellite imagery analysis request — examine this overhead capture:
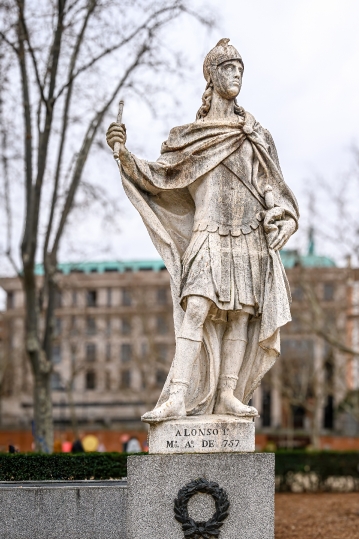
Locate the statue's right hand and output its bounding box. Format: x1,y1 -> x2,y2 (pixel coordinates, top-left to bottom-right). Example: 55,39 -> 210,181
106,122 -> 127,151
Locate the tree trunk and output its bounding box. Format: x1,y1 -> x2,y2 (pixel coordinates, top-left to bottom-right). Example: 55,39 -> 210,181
310,400 -> 321,449
23,268 -> 54,453
66,384 -> 78,439
33,370 -> 53,453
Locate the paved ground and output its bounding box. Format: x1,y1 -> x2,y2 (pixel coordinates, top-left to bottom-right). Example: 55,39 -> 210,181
276,493 -> 359,539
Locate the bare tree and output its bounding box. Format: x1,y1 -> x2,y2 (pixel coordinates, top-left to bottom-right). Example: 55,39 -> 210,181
308,145 -> 359,266
273,261 -> 358,448
302,151 -> 359,437
0,0 -> 213,451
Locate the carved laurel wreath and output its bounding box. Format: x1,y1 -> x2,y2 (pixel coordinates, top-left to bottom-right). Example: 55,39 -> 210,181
174,478 -> 230,539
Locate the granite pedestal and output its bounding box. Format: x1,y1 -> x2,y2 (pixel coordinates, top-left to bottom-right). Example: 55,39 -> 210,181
127,453 -> 274,539
0,481 -> 127,539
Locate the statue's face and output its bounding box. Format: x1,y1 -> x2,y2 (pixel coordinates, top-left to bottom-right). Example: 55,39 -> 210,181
211,59 -> 243,99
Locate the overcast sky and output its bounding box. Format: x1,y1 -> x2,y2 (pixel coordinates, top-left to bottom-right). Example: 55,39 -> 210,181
64,0 -> 359,265
2,0 -> 359,273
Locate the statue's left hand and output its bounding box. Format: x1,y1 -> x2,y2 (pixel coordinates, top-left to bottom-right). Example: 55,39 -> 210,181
270,218 -> 296,251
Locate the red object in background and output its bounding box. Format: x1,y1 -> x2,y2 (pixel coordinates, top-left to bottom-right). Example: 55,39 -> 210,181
9,429 -> 359,452
120,433 -> 130,452
61,441 -> 72,453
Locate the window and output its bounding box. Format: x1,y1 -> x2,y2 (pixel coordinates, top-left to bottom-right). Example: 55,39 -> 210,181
6,291 -> 14,310
122,318 -> 131,335
106,318 -> 111,336
122,288 -> 132,306
105,371 -> 112,390
156,315 -> 168,335
291,405 -> 305,429
323,395 -> 334,429
107,288 -> 112,307
121,343 -> 132,363
86,290 -> 97,307
156,369 -> 167,388
324,359 -> 334,383
157,287 -> 168,305
72,290 -> 77,306
86,316 -> 96,335
85,370 -> 96,390
121,369 -> 131,388
51,372 -> 63,390
8,320 -> 14,349
156,343 -> 168,363
54,289 -> 62,308
70,315 -> 78,336
106,343 -> 111,362
54,317 -> 62,336
291,286 -> 303,301
86,343 -> 96,362
52,345 -> 62,364
323,283 -> 334,301
141,342 -> 148,359
261,388 -> 271,427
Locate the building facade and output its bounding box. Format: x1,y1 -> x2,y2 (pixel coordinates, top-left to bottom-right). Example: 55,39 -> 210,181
0,251 -> 358,445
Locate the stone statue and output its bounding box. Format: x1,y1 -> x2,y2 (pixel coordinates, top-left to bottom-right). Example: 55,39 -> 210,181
106,39 -> 299,424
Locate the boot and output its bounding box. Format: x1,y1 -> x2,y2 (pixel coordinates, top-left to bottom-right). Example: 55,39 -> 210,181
141,338 -> 202,423
214,375 -> 258,417
214,338 -> 258,417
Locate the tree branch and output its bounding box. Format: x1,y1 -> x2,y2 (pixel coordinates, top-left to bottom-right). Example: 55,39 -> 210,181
43,0 -> 97,265
51,42 -> 149,255
0,31 -> 19,55
26,0 -> 67,263
16,0 -> 33,261
54,4 -> 182,100
16,0 -> 47,107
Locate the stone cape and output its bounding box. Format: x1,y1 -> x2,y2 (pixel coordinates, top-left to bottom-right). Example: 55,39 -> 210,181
119,112 -> 299,415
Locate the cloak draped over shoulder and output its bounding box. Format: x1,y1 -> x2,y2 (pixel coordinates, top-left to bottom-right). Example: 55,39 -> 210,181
119,112 -> 299,414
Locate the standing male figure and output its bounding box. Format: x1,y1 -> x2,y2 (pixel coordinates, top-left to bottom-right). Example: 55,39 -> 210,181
106,39 -> 299,423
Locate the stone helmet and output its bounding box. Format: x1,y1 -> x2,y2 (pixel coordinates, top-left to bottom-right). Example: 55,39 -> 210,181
203,38 -> 243,82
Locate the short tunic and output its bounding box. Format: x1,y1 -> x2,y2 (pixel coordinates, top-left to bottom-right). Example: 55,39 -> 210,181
180,225 -> 269,321
180,139 -> 270,321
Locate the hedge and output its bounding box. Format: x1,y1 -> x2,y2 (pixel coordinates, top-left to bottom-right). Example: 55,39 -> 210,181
274,450 -> 359,491
0,451 -> 358,490
0,453 -> 131,481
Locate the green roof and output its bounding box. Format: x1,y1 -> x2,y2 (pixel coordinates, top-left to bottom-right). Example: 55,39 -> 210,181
34,260 -> 166,275
34,249 -> 335,276
280,250 -> 336,269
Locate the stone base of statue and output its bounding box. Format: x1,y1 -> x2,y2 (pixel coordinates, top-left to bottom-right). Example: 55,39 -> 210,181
127,418 -> 274,539
148,414 -> 255,454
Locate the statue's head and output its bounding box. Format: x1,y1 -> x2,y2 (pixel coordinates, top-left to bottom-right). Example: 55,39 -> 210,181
197,39 -> 244,119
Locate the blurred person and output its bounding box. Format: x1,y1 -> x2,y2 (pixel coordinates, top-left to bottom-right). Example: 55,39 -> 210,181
97,434 -> 106,452
126,437 -> 142,453
120,433 -> 130,452
82,434 -> 99,452
142,440 -> 149,452
71,438 -> 84,453
61,434 -> 72,453
53,438 -> 62,453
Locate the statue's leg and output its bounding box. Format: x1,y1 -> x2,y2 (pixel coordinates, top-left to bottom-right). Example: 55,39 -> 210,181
214,311 -> 258,417
141,295 -> 212,422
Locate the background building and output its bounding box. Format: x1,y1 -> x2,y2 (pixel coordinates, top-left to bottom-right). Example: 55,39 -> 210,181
1,245 -> 359,450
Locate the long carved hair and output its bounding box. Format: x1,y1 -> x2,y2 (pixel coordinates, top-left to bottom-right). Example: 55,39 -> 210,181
196,80 -> 245,120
